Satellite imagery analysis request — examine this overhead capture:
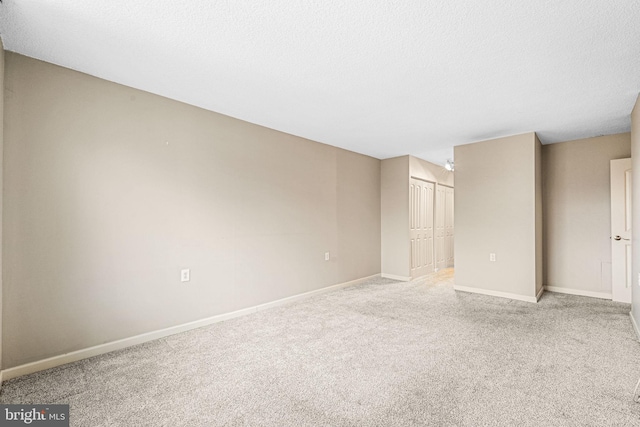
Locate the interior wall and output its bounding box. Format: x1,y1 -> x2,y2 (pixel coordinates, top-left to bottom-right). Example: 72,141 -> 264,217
454,133 -> 540,300
0,38 -> 5,372
381,156 -> 410,279
535,135 -> 543,296
337,150 -> 382,280
631,95 -> 640,333
2,53 -> 382,369
542,133 -> 631,296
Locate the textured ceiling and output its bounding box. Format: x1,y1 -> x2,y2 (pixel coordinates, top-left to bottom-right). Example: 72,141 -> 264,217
1,1 -> 640,165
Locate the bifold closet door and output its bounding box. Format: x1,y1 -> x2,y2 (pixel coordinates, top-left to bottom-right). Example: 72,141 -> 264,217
410,178 -> 435,278
445,186 -> 454,267
435,186 -> 446,270
436,185 -> 454,270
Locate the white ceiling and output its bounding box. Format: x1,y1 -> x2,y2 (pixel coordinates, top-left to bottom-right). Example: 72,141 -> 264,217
1,1 -> 640,165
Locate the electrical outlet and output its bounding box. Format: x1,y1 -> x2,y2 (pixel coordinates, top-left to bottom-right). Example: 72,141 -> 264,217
325,252 -> 330,261
181,269 -> 190,282
489,253 -> 496,262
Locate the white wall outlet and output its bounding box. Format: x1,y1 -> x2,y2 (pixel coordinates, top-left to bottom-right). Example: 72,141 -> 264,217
181,269 -> 190,282
325,252 -> 330,261
489,253 -> 496,262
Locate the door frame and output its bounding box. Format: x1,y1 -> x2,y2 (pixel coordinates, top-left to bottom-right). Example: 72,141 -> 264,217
610,158 -> 632,303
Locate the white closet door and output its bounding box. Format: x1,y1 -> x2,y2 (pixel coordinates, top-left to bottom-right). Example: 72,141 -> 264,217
445,186 -> 454,267
410,178 -> 435,278
435,185 -> 446,270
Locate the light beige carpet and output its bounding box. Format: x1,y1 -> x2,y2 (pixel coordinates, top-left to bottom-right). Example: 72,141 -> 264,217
2,269 -> 640,426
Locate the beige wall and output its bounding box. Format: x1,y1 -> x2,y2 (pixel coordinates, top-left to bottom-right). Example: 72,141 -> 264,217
454,133 -> 540,300
631,96 -> 640,330
381,156 -> 410,279
0,39 -> 4,371
2,53 -> 381,369
542,134 -> 631,295
535,135 -> 543,295
337,150 -> 382,280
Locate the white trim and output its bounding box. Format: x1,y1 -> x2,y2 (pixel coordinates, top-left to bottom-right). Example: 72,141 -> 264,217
409,176 -> 436,185
1,306 -> 252,381
381,273 -> 411,282
436,183 -> 454,190
1,274 -> 380,382
535,286 -> 544,302
254,274 -> 380,312
453,285 -> 539,303
630,312 -> 640,341
544,286 -> 612,300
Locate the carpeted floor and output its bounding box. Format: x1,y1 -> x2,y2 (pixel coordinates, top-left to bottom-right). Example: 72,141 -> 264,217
2,269 -> 640,426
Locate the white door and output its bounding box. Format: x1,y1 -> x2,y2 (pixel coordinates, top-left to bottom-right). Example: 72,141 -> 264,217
444,186 -> 455,267
435,185 -> 454,270
611,158 -> 632,303
435,185 -> 446,270
410,178 -> 435,278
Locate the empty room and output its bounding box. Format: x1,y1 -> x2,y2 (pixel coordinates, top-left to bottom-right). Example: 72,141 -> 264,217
1,1 -> 640,426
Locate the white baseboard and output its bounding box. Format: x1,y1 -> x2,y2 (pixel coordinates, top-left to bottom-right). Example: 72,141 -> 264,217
630,312 -> 640,341
535,286 -> 544,302
1,307 -> 253,381
1,274 -> 380,382
253,274 -> 380,312
381,273 -> 411,282
453,285 -> 539,303
544,286 -> 612,300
